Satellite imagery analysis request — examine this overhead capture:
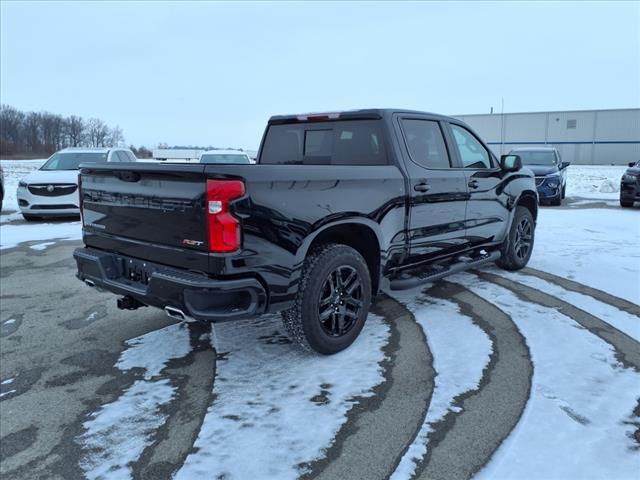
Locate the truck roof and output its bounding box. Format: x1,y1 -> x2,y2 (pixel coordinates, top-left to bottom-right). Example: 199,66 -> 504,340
510,146 -> 558,152
268,108 -> 456,125
58,147 -> 125,154
200,149 -> 250,156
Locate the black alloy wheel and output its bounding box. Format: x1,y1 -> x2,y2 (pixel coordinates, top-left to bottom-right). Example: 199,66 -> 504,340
514,217 -> 533,260
317,265 -> 363,337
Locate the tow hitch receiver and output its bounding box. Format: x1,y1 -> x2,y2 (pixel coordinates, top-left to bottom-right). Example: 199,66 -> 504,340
117,296 -> 146,311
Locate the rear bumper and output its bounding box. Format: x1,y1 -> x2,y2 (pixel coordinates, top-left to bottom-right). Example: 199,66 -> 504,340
74,247 -> 267,322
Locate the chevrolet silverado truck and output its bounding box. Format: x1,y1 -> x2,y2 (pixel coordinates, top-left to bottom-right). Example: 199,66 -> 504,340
74,109 -> 538,354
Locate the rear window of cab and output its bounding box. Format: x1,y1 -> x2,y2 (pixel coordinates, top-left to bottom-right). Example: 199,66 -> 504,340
259,120 -> 387,165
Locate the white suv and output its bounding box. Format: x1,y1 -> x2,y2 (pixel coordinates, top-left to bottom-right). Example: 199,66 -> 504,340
17,147 -> 137,220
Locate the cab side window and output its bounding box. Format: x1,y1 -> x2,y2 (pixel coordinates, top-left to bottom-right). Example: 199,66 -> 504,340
116,151 -> 130,162
401,119 -> 451,169
450,124 -> 492,169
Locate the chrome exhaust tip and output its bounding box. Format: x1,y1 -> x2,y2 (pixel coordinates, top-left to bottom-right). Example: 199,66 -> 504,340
85,279 -> 96,288
164,306 -> 195,323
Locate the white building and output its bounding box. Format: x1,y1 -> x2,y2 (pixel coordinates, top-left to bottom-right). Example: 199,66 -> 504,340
455,108 -> 640,165
152,149 -> 204,162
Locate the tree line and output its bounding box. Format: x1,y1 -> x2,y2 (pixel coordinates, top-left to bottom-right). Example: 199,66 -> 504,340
0,104 -> 151,158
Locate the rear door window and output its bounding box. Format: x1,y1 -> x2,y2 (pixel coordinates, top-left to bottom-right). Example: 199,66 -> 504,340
400,119 -> 451,169
260,121 -> 387,165
116,151 -> 130,162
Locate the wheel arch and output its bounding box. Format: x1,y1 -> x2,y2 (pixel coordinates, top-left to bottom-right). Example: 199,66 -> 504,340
298,218 -> 384,295
516,190 -> 538,221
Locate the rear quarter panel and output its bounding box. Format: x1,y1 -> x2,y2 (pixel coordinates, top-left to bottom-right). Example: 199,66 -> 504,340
207,164 -> 407,310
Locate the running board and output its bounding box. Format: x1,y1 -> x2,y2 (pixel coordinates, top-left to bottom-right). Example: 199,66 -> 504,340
389,250 -> 501,290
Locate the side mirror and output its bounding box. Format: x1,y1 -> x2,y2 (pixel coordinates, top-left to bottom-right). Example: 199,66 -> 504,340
500,154 -> 522,172
560,161 -> 571,169
630,162 -> 638,168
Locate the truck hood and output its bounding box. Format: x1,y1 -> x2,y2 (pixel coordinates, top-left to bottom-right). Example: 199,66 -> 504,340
23,169 -> 79,185
525,165 -> 559,176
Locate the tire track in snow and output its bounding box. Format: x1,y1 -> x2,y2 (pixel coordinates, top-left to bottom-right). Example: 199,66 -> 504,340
459,272 -> 640,480
523,267 -> 640,316
476,271 -> 640,372
307,295 -> 434,480
497,269 -> 640,342
385,284 -> 492,480
411,281 -> 533,480
76,321 -> 214,480
175,312 -> 393,480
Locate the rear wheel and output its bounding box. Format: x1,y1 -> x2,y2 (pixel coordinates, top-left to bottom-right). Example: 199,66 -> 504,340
281,243 -> 372,355
497,206 -> 535,271
620,198 -> 634,208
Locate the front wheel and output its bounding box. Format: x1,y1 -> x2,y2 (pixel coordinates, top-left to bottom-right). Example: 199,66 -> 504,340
620,198 -> 634,208
282,243 -> 372,355
22,214 -> 41,222
496,206 -> 535,271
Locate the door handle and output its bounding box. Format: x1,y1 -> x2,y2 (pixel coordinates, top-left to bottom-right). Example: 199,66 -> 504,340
414,182 -> 431,192
468,179 -> 479,189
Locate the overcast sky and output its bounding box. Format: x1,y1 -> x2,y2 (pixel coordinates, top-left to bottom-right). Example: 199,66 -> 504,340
1,1 -> 638,149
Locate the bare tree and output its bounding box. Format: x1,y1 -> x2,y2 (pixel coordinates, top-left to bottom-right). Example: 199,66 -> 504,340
87,118 -> 110,147
0,105 -> 127,157
0,105 -> 25,155
66,115 -> 85,147
23,112 -> 42,153
107,125 -> 124,147
41,112 -> 66,153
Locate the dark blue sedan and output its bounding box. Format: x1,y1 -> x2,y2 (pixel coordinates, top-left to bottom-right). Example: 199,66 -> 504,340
509,147 -> 570,206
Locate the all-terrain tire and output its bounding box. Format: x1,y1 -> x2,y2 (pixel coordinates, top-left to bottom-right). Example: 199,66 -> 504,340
281,243 -> 372,355
496,206 -> 535,271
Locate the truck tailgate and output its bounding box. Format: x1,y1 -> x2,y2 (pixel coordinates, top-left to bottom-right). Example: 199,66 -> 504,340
80,163 -> 210,270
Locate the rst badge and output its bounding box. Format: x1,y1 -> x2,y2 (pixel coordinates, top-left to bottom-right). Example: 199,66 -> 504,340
182,239 -> 204,247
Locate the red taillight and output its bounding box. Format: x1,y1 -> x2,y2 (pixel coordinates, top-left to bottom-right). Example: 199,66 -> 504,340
78,173 -> 83,224
206,179 -> 245,252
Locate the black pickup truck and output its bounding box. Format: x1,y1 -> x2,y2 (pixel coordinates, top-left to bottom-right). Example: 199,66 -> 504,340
74,109 -> 538,354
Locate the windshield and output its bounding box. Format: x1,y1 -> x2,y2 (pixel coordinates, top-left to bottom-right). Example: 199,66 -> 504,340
200,154 -> 251,164
41,152 -> 109,170
515,150 -> 556,166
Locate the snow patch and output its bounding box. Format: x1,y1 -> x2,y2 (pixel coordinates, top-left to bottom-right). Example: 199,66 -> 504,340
386,288 -> 492,480
29,241 -> 56,251
530,207 -> 640,304
78,322 -> 193,480
79,379 -> 175,480
565,165 -> 627,196
0,221 -> 82,250
457,273 -> 640,480
116,322 -> 193,379
175,313 -> 390,480
499,270 -> 640,342
0,159 -> 46,212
